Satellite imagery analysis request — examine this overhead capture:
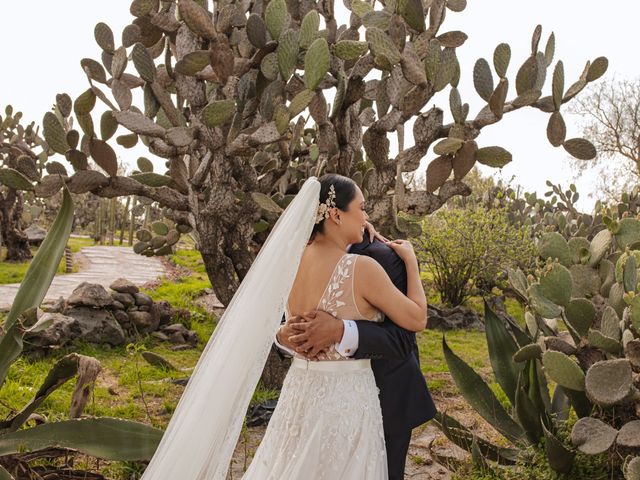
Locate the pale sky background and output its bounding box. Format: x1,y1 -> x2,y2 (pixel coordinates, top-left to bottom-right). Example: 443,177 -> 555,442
0,1 -> 637,212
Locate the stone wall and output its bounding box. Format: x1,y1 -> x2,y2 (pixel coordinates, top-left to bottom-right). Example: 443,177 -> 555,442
24,278 -> 199,355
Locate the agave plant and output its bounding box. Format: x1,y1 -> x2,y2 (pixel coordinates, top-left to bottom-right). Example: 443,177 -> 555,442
503,215 -> 640,478
437,301 -> 577,474
0,188 -> 162,479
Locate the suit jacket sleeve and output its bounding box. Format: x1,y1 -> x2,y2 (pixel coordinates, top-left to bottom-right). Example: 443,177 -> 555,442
349,238 -> 417,361
352,319 -> 416,360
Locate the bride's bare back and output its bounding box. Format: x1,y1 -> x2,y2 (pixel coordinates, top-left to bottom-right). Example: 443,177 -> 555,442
287,247 -> 382,323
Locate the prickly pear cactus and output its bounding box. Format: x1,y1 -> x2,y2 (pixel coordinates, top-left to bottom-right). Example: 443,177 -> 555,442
2,1 -> 608,305
508,203 -> 640,474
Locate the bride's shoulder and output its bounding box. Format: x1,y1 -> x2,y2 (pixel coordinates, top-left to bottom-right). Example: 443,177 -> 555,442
353,254 -> 384,275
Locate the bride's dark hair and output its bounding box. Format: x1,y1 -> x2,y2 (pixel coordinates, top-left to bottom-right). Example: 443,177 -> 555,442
310,174 -> 357,240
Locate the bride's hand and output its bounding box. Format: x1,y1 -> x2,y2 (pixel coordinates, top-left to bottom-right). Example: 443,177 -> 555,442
386,239 -> 417,263
364,221 -> 389,243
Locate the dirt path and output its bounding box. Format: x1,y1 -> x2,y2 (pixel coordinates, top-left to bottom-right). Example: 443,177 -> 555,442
0,246 -> 166,311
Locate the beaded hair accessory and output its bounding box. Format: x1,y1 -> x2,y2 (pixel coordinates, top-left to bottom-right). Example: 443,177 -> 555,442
315,184 -> 336,224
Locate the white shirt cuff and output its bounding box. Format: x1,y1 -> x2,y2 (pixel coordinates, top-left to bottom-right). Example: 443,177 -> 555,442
274,327 -> 296,357
335,320 -> 359,357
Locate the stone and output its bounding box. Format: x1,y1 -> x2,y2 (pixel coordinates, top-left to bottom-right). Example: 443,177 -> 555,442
112,300 -> 125,310
112,292 -> 135,308
23,313 -> 80,350
46,296 -> 66,313
110,278 -> 139,294
113,310 -> 130,326
67,282 -> 114,309
24,224 -> 47,244
426,305 -> 484,331
133,292 -> 153,307
162,323 -> 189,336
171,344 -> 192,352
153,300 -> 174,327
151,331 -> 170,341
138,305 -> 150,312
168,331 -> 186,344
64,307 -> 125,346
186,330 -> 199,346
128,311 -> 159,334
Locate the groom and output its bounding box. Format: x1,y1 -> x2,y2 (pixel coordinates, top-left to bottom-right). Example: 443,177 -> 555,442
276,228 -> 437,480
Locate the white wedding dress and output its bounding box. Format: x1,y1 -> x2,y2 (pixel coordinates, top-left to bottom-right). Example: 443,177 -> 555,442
140,178 -> 387,480
243,253 -> 389,480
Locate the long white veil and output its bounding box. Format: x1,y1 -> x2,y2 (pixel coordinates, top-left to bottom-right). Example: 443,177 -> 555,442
140,177 -> 320,479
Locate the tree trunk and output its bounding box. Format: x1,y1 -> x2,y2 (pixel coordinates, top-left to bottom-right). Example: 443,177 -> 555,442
0,189 -> 32,262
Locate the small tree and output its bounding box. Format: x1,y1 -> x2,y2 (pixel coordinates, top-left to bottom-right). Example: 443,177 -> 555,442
414,206 -> 536,306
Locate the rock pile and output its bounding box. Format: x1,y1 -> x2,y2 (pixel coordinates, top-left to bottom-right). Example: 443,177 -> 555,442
24,278 -> 199,355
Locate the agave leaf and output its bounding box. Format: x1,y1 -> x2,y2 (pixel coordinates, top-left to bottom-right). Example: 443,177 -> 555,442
0,417 -> 162,461
0,188 -> 73,388
484,300 -> 520,406
551,385 -> 571,421
0,353 -> 85,433
542,422 -> 575,474
515,377 -> 542,444
443,336 -> 527,445
433,411 -> 520,465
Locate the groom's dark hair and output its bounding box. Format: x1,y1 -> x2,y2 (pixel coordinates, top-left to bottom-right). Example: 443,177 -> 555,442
310,174 -> 357,240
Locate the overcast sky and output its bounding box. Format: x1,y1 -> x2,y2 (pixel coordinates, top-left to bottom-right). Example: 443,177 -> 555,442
1,1 -> 637,211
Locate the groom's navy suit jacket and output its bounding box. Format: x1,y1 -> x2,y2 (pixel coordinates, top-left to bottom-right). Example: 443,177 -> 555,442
349,237 -> 437,436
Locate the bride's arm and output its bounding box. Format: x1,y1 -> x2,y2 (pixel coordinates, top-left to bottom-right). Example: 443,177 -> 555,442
357,253 -> 427,332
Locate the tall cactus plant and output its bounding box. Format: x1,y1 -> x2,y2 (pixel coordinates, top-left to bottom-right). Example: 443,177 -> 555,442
0,1 -> 606,306
0,107 -> 46,262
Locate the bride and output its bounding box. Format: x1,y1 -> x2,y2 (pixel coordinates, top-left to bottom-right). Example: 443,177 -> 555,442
139,174 -> 427,480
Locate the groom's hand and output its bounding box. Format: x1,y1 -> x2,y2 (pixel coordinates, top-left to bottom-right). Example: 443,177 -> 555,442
276,315 -> 305,351
288,311 -> 344,357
